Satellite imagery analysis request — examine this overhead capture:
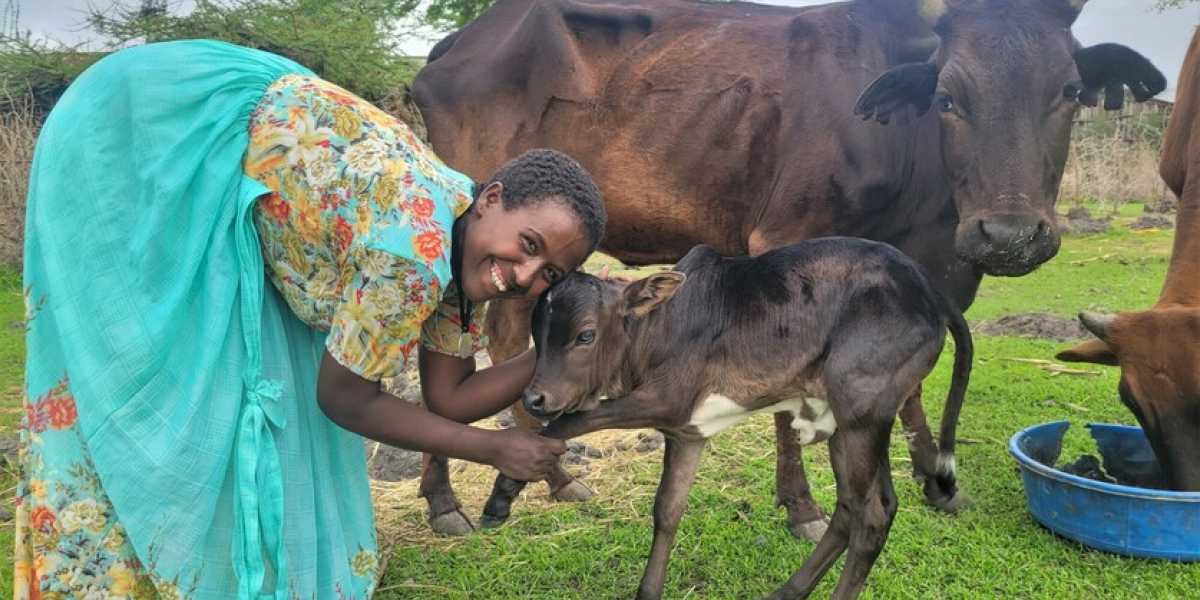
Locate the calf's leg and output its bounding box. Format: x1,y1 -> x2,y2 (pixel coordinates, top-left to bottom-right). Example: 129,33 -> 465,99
765,424 -> 896,600
636,438 -> 707,600
421,297 -> 585,535
482,391 -> 682,527
827,426 -> 898,600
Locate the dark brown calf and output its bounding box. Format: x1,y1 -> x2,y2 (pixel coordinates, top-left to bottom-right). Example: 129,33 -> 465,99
482,238 -> 973,600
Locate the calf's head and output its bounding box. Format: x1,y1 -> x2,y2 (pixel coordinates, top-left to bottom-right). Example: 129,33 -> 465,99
854,0 -> 1165,276
1058,310 -> 1200,491
522,270 -> 686,421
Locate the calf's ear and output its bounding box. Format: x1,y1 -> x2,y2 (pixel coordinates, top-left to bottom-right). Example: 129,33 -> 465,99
622,271 -> 686,317
853,63 -> 938,125
1074,43 -> 1166,109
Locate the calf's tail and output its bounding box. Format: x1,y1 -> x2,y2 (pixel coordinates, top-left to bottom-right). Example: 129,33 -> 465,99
934,295 -> 973,498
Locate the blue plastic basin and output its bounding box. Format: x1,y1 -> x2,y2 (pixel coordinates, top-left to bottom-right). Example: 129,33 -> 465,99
1009,420 -> 1200,561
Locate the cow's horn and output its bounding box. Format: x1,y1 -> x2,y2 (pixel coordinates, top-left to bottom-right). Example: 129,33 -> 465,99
1079,311 -> 1115,342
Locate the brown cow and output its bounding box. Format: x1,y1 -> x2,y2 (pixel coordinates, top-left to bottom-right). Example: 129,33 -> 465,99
1057,27 -> 1200,492
480,238 -> 974,600
412,0 -> 1166,536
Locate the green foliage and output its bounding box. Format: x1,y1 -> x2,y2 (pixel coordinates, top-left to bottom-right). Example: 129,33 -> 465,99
424,0 -> 496,30
85,0 -> 424,108
1,0 -> 428,119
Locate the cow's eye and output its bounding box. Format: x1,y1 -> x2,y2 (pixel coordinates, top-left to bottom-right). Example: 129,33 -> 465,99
576,330 -> 596,345
1063,84 -> 1081,101
937,93 -> 955,113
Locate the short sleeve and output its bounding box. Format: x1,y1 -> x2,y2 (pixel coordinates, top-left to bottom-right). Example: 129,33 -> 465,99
421,279 -> 490,358
326,248 -> 441,381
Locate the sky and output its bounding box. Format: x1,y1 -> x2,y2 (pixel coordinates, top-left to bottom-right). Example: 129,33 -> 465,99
9,0 -> 1200,93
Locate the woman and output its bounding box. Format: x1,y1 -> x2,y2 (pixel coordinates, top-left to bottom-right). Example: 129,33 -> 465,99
16,40 -> 606,600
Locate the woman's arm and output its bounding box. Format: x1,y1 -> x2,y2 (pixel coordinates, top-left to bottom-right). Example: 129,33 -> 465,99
417,346 -> 536,423
316,350 -> 563,481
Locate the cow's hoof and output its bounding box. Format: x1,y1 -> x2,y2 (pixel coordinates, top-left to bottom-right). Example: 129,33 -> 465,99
932,488 -> 971,514
551,480 -> 595,503
789,516 -> 830,543
478,512 -> 510,529
429,508 -> 476,536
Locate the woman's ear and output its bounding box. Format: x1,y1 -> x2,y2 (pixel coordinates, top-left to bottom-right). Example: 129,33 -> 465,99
476,181 -> 504,215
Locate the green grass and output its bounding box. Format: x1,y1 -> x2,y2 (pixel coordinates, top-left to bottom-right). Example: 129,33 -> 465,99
1,203 -> 1197,599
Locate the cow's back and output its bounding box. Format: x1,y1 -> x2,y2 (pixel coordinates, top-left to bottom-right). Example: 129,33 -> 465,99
414,0 -> 931,264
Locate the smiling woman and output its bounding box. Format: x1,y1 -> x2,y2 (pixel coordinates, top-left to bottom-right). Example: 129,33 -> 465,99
16,39 -> 605,600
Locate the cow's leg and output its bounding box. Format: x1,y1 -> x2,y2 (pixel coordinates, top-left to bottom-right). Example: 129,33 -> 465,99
774,412 -> 830,543
636,438 -> 707,600
418,453 -> 475,535
899,388 -> 969,513
481,390 -> 680,527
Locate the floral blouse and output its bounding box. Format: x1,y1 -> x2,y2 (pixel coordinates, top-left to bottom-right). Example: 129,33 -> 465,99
244,74 -> 487,381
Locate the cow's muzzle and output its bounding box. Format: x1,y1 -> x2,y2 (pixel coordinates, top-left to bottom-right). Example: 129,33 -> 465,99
956,212 -> 1060,276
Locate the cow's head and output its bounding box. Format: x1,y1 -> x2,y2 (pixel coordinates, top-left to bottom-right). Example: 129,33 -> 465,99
854,0 -> 1165,277
1057,310 -> 1200,491
521,270 -> 686,420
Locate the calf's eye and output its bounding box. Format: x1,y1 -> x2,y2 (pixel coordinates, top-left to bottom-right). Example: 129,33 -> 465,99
576,330 -> 596,345
937,93 -> 955,113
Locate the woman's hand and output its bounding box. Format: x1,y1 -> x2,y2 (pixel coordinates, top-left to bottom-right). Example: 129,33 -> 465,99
487,427 -> 568,481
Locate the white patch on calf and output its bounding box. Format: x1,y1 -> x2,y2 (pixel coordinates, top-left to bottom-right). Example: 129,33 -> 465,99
792,398 -> 837,445
688,395 -> 837,441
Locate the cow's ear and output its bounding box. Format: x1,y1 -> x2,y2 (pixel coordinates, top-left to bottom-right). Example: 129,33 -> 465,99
1056,339 -> 1119,367
1074,43 -> 1166,109
622,271 -> 686,317
853,63 -> 938,125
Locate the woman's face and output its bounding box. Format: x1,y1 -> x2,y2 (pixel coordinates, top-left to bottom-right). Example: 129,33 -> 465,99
459,182 -> 592,303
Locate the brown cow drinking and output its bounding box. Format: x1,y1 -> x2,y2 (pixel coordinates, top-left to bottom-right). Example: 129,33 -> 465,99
1057,27 -> 1200,492
480,238 -> 973,600
412,0 -> 1166,537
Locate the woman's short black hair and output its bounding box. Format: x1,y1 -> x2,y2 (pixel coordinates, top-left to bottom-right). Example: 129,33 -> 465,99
479,149 -> 607,251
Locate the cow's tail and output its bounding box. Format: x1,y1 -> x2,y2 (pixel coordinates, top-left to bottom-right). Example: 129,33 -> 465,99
934,294 -> 973,503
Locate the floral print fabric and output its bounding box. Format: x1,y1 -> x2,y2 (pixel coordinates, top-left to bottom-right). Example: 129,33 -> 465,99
246,74 -> 487,381
15,375 -> 179,600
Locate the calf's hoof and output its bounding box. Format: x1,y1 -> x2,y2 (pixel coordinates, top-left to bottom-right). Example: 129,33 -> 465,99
429,508 -> 476,536
551,479 -> 595,503
789,515 -> 830,543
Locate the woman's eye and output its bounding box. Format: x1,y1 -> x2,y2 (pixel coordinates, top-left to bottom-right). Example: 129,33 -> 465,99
937,93 -> 955,113
524,237 -> 538,253
576,330 -> 596,345
544,267 -> 561,283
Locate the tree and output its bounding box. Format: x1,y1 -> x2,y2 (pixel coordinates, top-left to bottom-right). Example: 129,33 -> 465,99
1155,0 -> 1200,10
2,0 -> 429,127
424,0 -> 495,29
85,0 -> 424,109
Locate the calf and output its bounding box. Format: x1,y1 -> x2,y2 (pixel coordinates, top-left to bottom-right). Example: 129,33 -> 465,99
482,238 -> 973,600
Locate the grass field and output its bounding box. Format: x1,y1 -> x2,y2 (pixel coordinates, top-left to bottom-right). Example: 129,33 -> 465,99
1,205 -> 1197,599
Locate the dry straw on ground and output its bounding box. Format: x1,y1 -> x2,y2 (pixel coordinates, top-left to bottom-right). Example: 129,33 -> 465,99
0,88 -> 38,269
